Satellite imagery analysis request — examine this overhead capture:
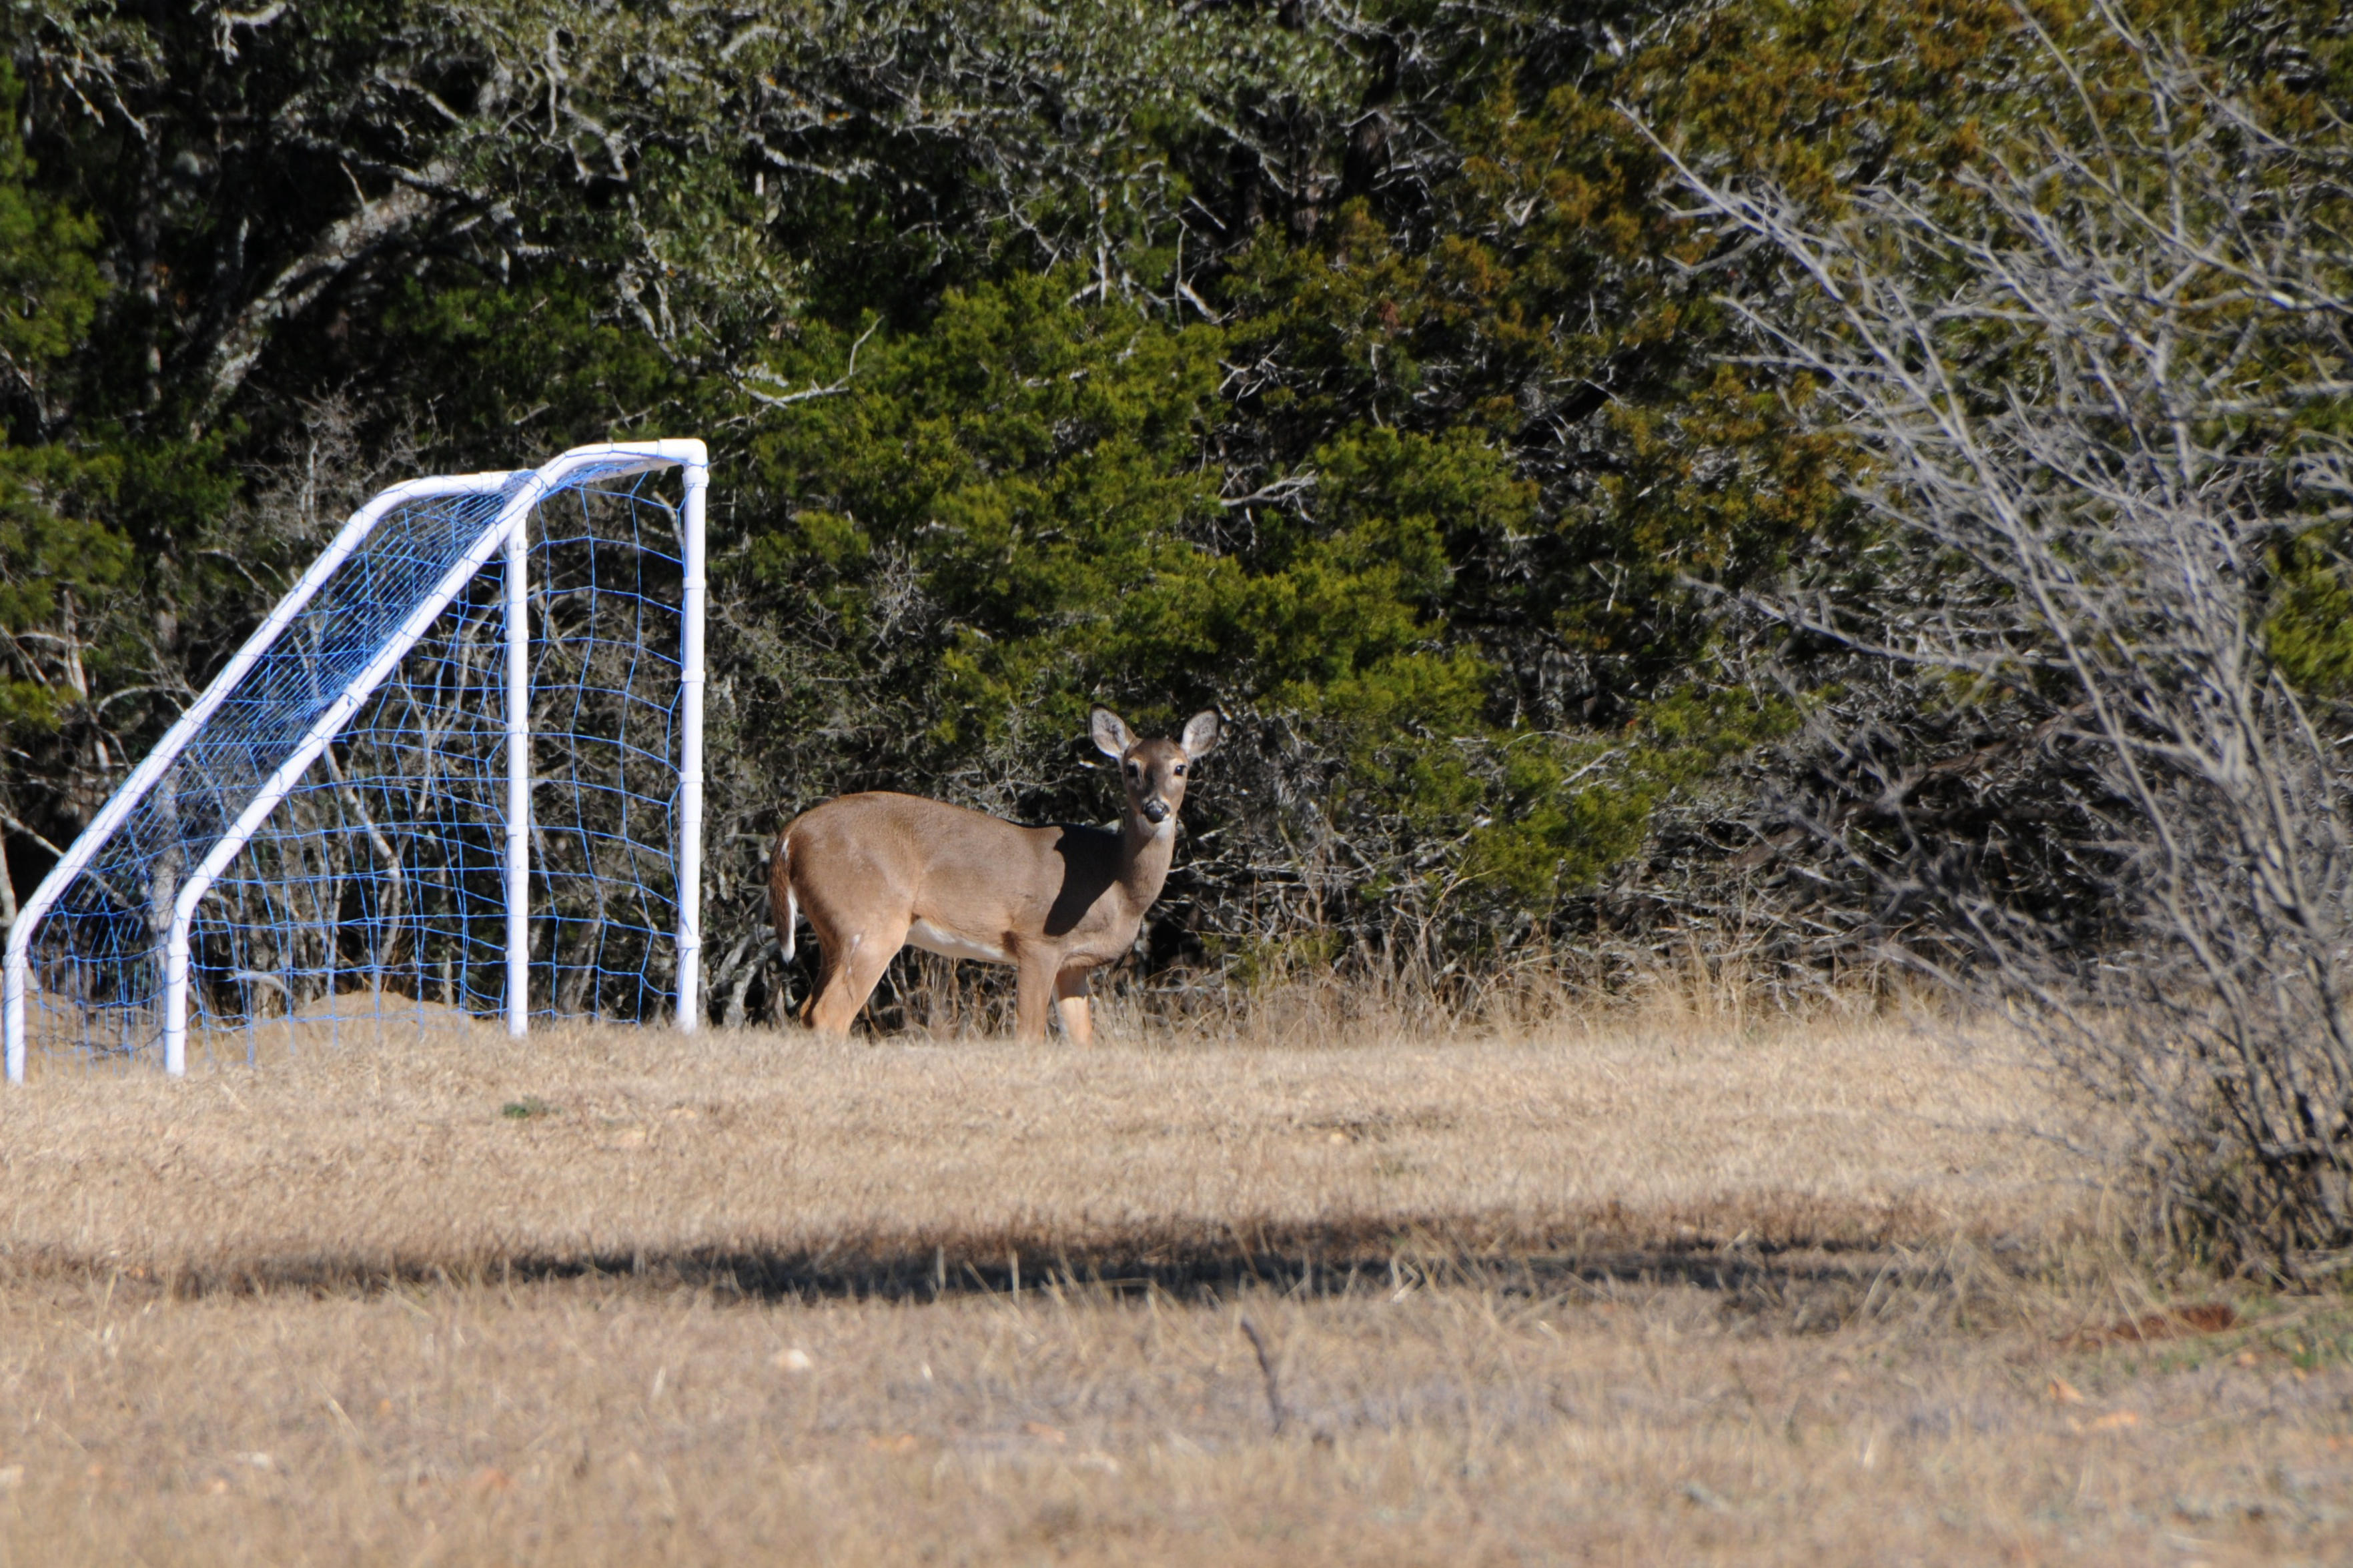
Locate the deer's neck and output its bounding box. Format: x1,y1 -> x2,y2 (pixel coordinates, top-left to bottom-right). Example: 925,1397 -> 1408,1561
1115,813 -> 1179,910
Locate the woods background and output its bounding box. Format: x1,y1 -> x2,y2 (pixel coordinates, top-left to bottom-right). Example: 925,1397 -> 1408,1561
5,0 -> 2352,1085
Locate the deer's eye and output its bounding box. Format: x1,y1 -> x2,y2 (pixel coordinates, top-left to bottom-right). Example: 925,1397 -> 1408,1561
1173,764 -> 1186,777
1125,762 -> 1140,779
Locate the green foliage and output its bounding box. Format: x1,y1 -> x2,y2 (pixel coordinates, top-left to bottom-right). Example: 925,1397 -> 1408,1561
0,63 -> 100,386
380,278 -> 695,456
0,60 -> 128,737
2265,532 -> 2353,698
741,275 -> 1520,860
728,254 -> 1801,932
0,446 -> 129,734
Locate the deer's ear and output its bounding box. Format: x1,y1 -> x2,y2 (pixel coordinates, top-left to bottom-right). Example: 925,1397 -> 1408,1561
1180,710 -> 1222,758
1090,706 -> 1133,760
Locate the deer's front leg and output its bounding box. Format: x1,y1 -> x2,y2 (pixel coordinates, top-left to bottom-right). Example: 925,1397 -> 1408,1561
1054,966 -> 1093,1047
1012,946 -> 1059,1042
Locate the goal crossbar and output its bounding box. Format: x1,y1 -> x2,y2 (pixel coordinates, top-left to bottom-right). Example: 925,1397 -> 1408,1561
3,438 -> 709,1080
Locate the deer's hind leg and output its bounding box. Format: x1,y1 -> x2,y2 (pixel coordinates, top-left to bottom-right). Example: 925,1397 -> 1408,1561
805,914 -> 911,1037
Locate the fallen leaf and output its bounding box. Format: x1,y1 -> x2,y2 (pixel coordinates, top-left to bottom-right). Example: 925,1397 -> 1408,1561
1023,1421 -> 1066,1445
2060,1303 -> 2240,1349
1326,1130 -> 1348,1144
773,1347 -> 814,1373
865,1433 -> 920,1454
376,1398 -> 394,1417
468,1466 -> 514,1493
2174,1303 -> 2238,1334
0,1466 -> 22,1489
2047,1377 -> 2086,1405
2068,1411 -> 2141,1434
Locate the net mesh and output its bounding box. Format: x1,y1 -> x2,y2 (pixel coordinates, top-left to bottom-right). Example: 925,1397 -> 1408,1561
16,458 -> 694,1068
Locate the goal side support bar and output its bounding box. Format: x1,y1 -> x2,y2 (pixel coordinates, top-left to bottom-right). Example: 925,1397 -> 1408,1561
505,475 -> 530,1040
5,440 -> 708,1081
675,460 -> 708,1036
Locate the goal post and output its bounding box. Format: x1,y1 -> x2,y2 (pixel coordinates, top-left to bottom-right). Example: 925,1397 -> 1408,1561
3,439 -> 709,1082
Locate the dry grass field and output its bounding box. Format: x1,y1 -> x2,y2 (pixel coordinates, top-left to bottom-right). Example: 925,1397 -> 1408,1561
0,1004 -> 2348,1564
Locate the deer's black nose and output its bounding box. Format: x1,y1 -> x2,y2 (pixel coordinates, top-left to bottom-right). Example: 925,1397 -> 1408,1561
1141,798 -> 1169,824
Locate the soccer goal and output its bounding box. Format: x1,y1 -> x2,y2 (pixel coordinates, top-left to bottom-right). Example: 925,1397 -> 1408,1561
2,439 -> 709,1082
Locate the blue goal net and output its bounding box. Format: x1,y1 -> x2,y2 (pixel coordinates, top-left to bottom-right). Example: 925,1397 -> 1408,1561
4,441 -> 708,1078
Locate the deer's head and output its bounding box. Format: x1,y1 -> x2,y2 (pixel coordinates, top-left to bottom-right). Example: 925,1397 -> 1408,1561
1091,706 -> 1221,832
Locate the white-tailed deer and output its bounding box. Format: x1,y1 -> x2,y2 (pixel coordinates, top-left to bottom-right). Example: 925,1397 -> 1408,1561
769,706 -> 1221,1042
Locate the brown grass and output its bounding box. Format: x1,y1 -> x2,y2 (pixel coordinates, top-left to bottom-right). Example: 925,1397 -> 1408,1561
0,1006 -> 2347,1564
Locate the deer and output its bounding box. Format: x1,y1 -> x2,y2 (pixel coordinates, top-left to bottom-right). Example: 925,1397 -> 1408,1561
769,706 -> 1221,1042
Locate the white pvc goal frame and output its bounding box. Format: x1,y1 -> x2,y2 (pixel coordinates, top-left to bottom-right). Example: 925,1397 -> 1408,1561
2,438 -> 709,1081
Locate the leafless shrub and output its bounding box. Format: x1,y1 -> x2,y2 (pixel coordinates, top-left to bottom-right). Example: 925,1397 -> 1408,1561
1656,7 -> 2353,1276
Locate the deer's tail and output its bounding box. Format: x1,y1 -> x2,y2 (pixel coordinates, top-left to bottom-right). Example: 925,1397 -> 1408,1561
769,830 -> 799,964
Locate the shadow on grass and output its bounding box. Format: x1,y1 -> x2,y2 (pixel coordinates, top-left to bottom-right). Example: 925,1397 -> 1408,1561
4,1207 -> 2022,1328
